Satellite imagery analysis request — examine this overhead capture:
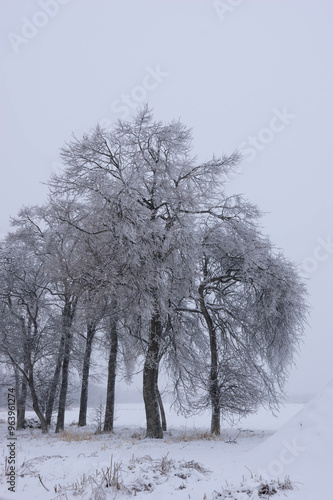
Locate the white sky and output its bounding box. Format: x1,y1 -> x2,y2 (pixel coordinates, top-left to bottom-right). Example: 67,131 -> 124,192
1,0 -> 332,398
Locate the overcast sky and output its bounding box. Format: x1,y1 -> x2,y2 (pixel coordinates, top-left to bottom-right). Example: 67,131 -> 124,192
1,0 -> 332,398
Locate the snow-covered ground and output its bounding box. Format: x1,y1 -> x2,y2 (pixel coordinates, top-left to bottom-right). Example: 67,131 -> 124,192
0,384 -> 331,499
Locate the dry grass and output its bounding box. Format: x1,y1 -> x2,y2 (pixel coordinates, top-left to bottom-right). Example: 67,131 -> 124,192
174,429 -> 222,442
181,459 -> 209,474
53,455 -> 126,498
130,429 -> 145,440
213,474 -> 295,499
57,428 -> 96,442
277,475 -> 294,491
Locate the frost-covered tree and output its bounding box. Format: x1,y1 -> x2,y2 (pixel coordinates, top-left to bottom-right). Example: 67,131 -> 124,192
195,217 -> 308,434
46,106 -> 307,438
48,107 -> 240,437
0,233 -> 54,433
165,213 -> 307,435
47,197 -> 136,433
10,204 -> 87,432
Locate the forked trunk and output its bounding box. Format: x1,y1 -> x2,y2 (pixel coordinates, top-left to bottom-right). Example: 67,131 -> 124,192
56,297 -> 77,433
27,362 -> 48,433
199,283 -> 221,435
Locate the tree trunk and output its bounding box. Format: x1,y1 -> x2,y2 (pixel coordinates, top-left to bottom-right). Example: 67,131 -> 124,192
45,332 -> 65,426
156,384 -> 167,432
16,318 -> 29,430
8,356 -> 48,433
143,312 -> 163,439
55,297 -> 76,433
14,369 -> 21,428
211,401 -> 221,435
6,338 -> 47,432
199,284 -> 221,435
28,366 -> 48,433
209,350 -> 220,435
16,367 -> 28,430
103,318 -> 118,432
78,323 -> 96,427
55,337 -> 71,433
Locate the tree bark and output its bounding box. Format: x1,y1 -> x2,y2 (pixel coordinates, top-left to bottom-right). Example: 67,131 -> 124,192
45,332 -> 65,426
28,364 -> 48,433
103,318 -> 118,432
210,401 -> 221,435
8,354 -> 48,433
143,312 -> 163,439
156,384 -> 167,432
209,342 -> 221,435
55,338 -> 71,433
78,323 -> 96,427
199,284 -> 221,435
16,318 -> 29,430
55,296 -> 77,433
16,366 -> 28,430
7,317 -> 48,433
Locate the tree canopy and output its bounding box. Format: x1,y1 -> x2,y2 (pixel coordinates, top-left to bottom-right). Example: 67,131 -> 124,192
0,107 -> 308,437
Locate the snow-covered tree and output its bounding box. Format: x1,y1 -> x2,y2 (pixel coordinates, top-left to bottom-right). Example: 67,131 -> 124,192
194,217 -> 308,434
47,107 -> 240,437
0,233 -> 54,433
46,106 -> 307,438
10,204 -> 88,432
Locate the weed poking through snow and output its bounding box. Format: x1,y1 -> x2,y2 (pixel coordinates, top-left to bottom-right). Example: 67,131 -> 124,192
212,474 -> 295,498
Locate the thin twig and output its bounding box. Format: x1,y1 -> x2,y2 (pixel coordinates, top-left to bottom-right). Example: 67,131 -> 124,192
36,474 -> 49,491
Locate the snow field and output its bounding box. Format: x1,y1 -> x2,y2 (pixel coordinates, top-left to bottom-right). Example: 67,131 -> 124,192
0,392 -> 330,500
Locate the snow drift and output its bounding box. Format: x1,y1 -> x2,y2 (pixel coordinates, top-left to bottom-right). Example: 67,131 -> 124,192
247,380 -> 333,499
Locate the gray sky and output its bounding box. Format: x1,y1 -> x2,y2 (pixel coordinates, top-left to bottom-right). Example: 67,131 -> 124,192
1,0 -> 332,398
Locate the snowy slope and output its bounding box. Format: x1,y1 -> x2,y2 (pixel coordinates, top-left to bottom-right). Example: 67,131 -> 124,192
247,380 -> 333,499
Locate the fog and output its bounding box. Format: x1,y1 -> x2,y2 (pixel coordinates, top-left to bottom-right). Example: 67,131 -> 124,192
1,0 -> 332,399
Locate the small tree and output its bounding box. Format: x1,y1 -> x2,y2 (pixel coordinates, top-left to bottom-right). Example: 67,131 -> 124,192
198,218 -> 307,434
171,216 -> 308,434
10,204 -> 86,433
0,235 -> 53,433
